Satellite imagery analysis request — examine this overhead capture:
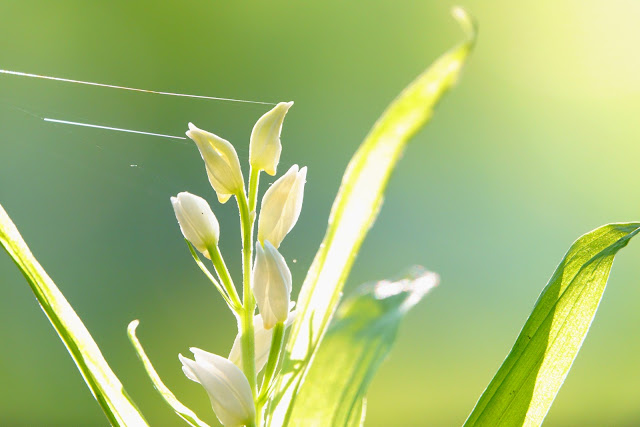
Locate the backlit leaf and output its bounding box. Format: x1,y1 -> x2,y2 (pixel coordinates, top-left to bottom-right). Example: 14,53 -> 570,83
267,8 -> 476,425
0,204 -> 148,426
286,268 -> 438,426
464,222 -> 640,427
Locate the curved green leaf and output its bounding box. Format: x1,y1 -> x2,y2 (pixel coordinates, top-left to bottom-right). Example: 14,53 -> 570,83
0,204 -> 148,426
464,222 -> 640,427
267,8 -> 476,425
127,320 -> 211,427
286,269 -> 438,426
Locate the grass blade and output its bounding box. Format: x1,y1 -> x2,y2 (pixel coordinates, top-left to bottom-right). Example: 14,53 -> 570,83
464,222 -> 640,426
267,8 -> 476,424
0,203 -> 148,426
127,320 -> 211,427
286,269 -> 438,426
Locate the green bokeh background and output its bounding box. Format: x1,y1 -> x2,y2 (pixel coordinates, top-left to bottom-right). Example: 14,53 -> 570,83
1,1 -> 639,426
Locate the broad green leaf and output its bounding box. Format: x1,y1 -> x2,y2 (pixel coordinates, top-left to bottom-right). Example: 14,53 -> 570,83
0,203 -> 148,426
267,8 -> 476,424
127,320 -> 211,427
464,222 -> 640,427
285,269 -> 439,426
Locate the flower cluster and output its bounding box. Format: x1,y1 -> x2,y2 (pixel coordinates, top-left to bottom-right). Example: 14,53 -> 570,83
170,102 -> 306,426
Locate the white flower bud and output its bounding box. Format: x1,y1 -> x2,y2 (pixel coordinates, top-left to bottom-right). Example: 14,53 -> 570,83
252,241 -> 292,329
228,309 -> 297,373
171,192 -> 219,259
257,165 -> 307,248
249,101 -> 293,176
180,348 -> 255,427
186,123 -> 244,204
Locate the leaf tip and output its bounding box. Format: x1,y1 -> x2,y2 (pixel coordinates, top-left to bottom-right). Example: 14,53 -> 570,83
451,6 -> 477,44
127,319 -> 140,337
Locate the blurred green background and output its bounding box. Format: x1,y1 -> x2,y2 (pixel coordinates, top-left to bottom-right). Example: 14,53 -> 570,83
1,1 -> 640,426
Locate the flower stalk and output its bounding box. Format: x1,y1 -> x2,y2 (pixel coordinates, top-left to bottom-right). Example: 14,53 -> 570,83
237,190 -> 258,398
238,163 -> 263,404
248,167 -> 261,214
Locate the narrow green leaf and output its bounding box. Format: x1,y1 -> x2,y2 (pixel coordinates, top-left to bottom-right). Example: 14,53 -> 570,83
464,222 -> 640,427
0,203 -> 148,426
186,239 -> 237,311
268,8 -> 476,424
285,269 -> 438,426
346,399 -> 367,427
127,320 -> 211,427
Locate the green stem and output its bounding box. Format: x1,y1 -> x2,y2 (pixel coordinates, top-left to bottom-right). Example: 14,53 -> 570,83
248,167 -> 260,214
206,243 -> 241,309
238,191 -> 257,397
240,169 -> 261,424
258,322 -> 285,404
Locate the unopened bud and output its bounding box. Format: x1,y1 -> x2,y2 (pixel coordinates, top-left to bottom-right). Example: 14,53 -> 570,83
186,123 -> 244,204
171,192 -> 219,259
257,164 -> 307,248
252,241 -> 292,329
249,101 -> 293,176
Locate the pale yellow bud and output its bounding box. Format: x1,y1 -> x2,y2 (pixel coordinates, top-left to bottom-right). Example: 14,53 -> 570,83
257,164 -> 307,248
249,101 -> 293,176
171,192 -> 219,259
186,123 -> 244,204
